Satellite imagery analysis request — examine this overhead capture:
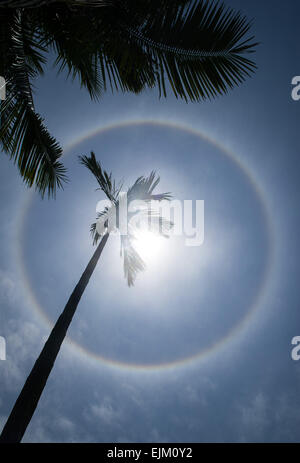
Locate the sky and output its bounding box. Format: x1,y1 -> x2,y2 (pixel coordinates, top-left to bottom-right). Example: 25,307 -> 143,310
1,0 -> 300,443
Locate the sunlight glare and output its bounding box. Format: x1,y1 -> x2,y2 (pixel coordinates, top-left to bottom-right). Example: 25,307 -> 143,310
133,230 -> 165,263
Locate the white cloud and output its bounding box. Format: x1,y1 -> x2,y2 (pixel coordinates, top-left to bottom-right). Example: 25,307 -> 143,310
0,269 -> 17,305
55,416 -> 76,433
0,319 -> 44,390
236,392 -> 269,442
89,397 -> 122,425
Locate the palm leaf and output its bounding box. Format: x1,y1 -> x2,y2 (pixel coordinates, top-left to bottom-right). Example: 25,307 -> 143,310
134,209 -> 174,237
32,0 -> 257,102
0,0 -> 112,7
114,0 -> 258,101
85,154 -> 173,286
90,208 -> 109,245
121,233 -> 146,287
0,10 -> 67,197
0,94 -> 67,196
36,4 -> 154,96
127,171 -> 172,203
36,6 -> 106,101
79,151 -> 117,202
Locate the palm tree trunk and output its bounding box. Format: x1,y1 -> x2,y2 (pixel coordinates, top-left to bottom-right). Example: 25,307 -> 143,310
0,232 -> 109,443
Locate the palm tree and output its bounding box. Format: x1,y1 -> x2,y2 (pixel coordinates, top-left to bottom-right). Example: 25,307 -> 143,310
0,0 -> 258,197
0,151 -> 173,443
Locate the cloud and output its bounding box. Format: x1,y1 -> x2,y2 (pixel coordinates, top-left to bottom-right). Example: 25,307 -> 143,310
0,319 -> 44,389
0,269 -> 17,305
55,416 -> 76,433
88,397 -> 122,426
24,412 -> 82,443
240,392 -> 269,436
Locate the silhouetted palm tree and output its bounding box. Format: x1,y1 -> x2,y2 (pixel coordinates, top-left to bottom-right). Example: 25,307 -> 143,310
0,0 -> 258,197
0,151 -> 173,443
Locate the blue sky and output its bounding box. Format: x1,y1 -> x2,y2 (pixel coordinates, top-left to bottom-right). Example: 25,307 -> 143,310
1,0 -> 300,442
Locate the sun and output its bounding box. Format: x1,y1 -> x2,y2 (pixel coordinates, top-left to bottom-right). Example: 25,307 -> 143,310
133,230 -> 164,263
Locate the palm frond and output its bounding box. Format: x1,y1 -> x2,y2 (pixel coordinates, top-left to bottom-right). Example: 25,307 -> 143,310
79,151 -> 117,202
38,7 -> 105,101
34,0 -> 257,102
0,95 -> 67,197
0,0 -> 59,6
135,209 -> 174,237
116,0 -> 258,101
127,171 -> 171,203
90,208 -> 109,245
0,10 -> 67,197
121,234 -> 146,287
120,170 -> 173,285
0,0 -> 113,7
87,155 -> 173,286
19,16 -> 47,78
120,210 -> 173,286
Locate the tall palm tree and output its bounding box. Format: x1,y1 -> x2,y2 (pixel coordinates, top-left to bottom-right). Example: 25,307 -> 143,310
0,151 -> 173,443
0,0 -> 258,197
